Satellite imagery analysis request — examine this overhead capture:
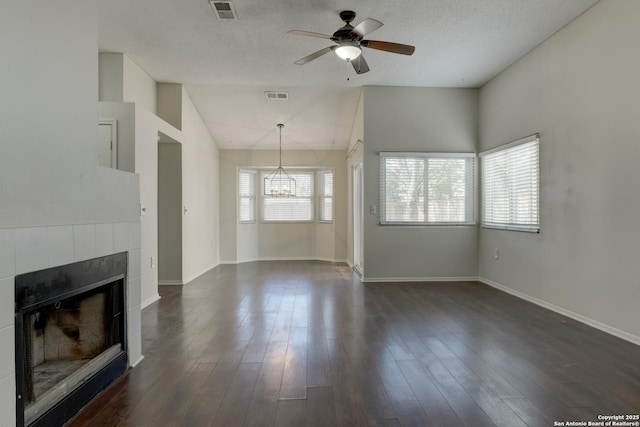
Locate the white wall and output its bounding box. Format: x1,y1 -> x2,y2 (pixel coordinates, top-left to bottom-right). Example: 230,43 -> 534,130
478,0 -> 640,343
101,57 -> 220,301
362,86 -> 479,281
219,150 -> 347,263
180,87 -> 220,283
0,2 -> 142,425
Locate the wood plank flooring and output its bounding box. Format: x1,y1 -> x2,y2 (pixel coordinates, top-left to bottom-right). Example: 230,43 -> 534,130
68,261 -> 640,426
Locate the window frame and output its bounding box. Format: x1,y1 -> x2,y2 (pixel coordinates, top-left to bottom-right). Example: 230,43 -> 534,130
238,169 -> 256,224
260,169 -> 315,223
479,134 -> 540,233
317,169 -> 334,224
379,152 -> 476,226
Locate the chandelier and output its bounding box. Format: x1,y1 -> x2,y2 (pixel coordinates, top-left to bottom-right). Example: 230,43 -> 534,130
263,124 -> 296,197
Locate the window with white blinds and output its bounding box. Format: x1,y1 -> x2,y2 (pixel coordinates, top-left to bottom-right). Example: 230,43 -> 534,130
261,171 -> 314,222
480,134 -> 539,232
238,170 -> 256,223
317,170 -> 333,223
380,153 -> 475,225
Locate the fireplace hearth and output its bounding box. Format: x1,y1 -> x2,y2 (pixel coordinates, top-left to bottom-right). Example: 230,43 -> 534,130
14,253 -> 129,427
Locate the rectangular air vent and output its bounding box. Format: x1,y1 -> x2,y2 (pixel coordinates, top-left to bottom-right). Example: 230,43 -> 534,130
265,91 -> 289,100
209,1 -> 238,20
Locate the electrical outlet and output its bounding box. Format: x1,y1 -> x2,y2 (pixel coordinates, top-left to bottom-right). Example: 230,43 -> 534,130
370,205 -> 376,215
494,248 -> 500,259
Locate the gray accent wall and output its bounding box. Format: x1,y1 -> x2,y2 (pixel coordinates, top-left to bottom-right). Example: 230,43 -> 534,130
362,86 -> 479,280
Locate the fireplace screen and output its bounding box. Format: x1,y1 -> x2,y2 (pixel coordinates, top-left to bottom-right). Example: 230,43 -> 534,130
15,253 -> 128,427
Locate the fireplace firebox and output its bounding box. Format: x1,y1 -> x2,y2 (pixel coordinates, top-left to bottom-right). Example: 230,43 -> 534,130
14,253 -> 129,427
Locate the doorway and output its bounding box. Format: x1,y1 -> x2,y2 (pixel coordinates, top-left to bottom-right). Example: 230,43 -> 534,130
158,134 -> 183,285
98,120 -> 117,168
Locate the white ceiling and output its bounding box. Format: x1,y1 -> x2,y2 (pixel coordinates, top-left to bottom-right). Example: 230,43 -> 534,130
98,0 -> 598,150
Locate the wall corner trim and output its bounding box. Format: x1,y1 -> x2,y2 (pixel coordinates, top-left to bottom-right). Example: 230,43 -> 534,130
141,293 -> 161,309
129,355 -> 145,368
158,280 -> 184,286
478,277 -> 640,346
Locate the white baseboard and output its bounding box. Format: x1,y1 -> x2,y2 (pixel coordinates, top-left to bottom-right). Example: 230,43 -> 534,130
158,280 -> 183,286
141,293 -> 161,309
315,257 -> 348,264
129,355 -> 144,368
478,277 -> 640,346
221,257 -> 348,264
364,276 -> 478,283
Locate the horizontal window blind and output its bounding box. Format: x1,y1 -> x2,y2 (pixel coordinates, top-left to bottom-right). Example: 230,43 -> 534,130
261,171 -> 314,222
318,170 -> 333,223
480,135 -> 539,232
238,170 -> 255,223
380,153 -> 475,225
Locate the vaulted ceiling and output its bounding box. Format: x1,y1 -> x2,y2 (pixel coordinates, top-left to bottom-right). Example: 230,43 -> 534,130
98,0 -> 598,150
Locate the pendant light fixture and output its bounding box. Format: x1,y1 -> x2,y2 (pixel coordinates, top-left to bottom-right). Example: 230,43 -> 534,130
263,124 -> 296,197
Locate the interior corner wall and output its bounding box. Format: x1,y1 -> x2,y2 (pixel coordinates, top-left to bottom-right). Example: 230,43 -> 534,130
218,150 -> 347,263
180,87 -> 220,283
362,86 -> 479,281
157,83 -> 183,130
478,0 -> 640,342
123,56 -> 157,115
98,53 -> 124,102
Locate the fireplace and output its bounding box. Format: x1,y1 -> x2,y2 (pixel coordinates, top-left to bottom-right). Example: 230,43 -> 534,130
14,253 -> 129,427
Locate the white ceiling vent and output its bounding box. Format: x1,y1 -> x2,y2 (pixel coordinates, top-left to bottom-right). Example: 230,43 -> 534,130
265,91 -> 289,100
209,1 -> 238,20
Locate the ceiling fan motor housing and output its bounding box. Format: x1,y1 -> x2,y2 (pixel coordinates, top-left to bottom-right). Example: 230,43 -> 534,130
333,10 -> 359,42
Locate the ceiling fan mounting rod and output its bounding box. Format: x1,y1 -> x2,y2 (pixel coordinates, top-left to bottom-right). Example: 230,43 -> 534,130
339,10 -> 356,24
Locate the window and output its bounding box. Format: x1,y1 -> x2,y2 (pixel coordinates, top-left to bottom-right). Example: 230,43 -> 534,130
380,153 -> 475,225
480,134 -> 539,232
261,171 -> 314,222
317,170 -> 333,223
238,169 -> 256,223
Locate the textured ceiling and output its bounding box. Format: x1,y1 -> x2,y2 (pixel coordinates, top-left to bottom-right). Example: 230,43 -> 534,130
98,0 -> 598,150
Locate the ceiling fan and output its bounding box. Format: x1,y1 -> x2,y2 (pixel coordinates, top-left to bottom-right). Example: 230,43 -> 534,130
288,10 -> 415,74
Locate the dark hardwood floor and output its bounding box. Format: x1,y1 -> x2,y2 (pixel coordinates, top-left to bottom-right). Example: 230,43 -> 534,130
68,261 -> 640,426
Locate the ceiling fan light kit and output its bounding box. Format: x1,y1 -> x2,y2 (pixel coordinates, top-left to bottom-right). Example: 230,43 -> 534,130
334,44 -> 362,61
288,10 -> 415,74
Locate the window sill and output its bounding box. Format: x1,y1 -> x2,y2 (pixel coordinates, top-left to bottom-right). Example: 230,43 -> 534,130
481,224 -> 540,233
379,223 -> 477,228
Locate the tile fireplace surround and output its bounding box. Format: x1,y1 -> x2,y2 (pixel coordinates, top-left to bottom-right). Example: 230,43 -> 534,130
0,222 -> 142,427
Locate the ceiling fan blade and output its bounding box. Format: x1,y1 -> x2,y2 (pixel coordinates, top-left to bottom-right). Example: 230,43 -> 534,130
294,46 -> 334,65
361,40 -> 415,55
287,30 -> 333,40
351,54 -> 370,74
350,18 -> 383,38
